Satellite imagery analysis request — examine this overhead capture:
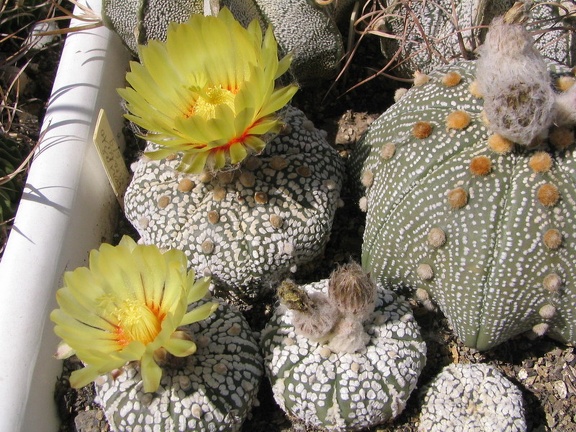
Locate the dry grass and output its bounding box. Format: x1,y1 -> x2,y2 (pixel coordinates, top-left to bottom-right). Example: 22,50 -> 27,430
337,0 -> 576,91
0,0 -> 73,257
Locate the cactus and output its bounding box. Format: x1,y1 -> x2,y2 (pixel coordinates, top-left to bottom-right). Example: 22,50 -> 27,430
101,0 -> 204,54
219,0 -> 343,82
375,0 -> 575,78
349,14 -> 576,350
124,105 -> 345,303
95,298 -> 263,432
102,0 -> 343,83
51,236 -> 219,393
260,267 -> 427,430
120,11 -> 344,303
418,363 -> 526,432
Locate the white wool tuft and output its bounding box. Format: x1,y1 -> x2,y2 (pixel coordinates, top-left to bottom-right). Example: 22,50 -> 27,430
476,17 -> 555,146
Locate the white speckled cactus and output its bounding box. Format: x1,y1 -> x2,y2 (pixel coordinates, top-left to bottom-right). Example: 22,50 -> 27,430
350,14 -> 576,350
125,106 -> 345,303
419,363 -> 527,432
220,0 -> 343,82
102,0 -> 344,82
101,0 -> 204,54
96,298 -> 263,432
376,0 -> 575,78
260,265 -> 427,430
120,10 -> 345,303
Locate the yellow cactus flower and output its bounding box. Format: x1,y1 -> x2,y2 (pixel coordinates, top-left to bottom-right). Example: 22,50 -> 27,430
117,8 -> 298,174
50,236 -> 218,393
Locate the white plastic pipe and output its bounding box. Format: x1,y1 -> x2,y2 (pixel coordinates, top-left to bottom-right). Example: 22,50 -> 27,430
0,1 -> 130,430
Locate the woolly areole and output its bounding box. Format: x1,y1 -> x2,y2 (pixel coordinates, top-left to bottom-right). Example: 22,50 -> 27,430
476,15 -> 556,146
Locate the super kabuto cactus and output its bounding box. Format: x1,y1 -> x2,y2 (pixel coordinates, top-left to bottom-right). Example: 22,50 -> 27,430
351,8 -> 576,350
418,363 -> 527,432
96,298 -> 263,432
261,263 -> 427,430
120,9 -> 345,303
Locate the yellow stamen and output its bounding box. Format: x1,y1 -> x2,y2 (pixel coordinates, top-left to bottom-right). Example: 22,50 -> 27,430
113,299 -> 162,346
193,85 -> 236,120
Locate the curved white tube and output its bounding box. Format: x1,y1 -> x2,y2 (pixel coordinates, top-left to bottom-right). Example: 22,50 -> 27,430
0,1 -> 130,430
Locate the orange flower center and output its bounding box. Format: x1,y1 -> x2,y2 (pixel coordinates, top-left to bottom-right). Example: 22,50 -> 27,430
112,299 -> 164,347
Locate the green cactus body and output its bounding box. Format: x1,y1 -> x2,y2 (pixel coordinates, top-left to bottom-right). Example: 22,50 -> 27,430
379,0 -> 575,77
350,61 -> 576,350
261,281 -> 426,430
418,363 -> 526,432
96,299 -> 263,432
124,106 -> 345,303
102,0 -> 343,83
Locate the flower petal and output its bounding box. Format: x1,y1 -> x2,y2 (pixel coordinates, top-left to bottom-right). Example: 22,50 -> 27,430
187,275 -> 210,303
229,142 -> 248,164
259,85 -> 299,118
141,353 -> 163,393
164,336 -> 197,357
181,302 -> 218,326
179,151 -> 210,174
69,365 -> 102,389
118,8 -> 297,174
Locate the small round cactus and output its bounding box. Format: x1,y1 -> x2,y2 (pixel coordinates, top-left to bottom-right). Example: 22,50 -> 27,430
419,363 -> 526,432
220,0 -> 344,82
125,106 -> 345,303
350,15 -> 576,350
95,299 -> 263,432
119,11 -> 344,303
261,268 -> 427,430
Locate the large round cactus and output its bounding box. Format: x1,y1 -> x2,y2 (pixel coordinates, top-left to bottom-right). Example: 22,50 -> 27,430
96,299 -> 263,432
125,106 -> 345,303
260,269 -> 427,430
102,0 -> 343,83
350,16 -> 576,350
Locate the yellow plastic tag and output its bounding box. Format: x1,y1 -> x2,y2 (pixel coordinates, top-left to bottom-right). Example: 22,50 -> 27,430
93,109 -> 130,209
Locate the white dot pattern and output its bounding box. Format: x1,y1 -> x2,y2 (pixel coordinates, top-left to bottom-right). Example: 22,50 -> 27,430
260,281 -> 426,430
95,300 -> 263,432
124,106 -> 344,303
350,61 -> 576,350
418,363 -> 526,432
